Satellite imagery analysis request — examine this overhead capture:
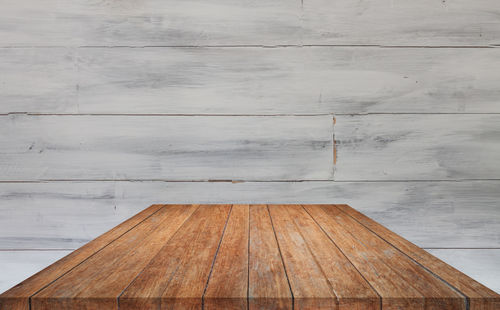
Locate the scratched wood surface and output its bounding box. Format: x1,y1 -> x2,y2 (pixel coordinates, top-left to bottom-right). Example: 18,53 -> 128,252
2,47 -> 500,114
1,0 -> 499,46
1,204 -> 498,310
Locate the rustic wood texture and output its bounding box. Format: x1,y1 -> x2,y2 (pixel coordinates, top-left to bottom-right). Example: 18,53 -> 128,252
0,115 -> 333,181
337,204 -> 500,310
2,47 -> 500,114
0,204 -> 164,310
3,204 -> 496,310
1,0 -> 498,46
335,114 -> 500,181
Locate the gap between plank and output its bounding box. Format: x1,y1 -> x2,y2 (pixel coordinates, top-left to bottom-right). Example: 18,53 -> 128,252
336,206 -> 471,310
301,205 -> 383,310
201,205 -> 233,309
116,204 -> 200,310
26,205 -> 167,310
266,205 -> 295,310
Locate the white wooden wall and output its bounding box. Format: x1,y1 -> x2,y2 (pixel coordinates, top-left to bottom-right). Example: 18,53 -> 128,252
1,0 -> 499,293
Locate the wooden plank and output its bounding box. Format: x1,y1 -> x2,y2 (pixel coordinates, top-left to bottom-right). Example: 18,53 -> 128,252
204,204 -> 249,310
335,114 -> 500,181
1,180 -> 500,250
0,204 -> 163,310
305,204 -> 466,310
31,205 -> 196,310
0,115 -> 333,181
248,204 -> 292,310
0,251 -> 71,296
0,0 -> 301,47
119,204 -> 231,310
0,0 -> 498,46
338,204 -> 500,310
268,204 -> 379,309
426,249 -> 500,297
2,47 -> 500,114
300,0 -> 500,46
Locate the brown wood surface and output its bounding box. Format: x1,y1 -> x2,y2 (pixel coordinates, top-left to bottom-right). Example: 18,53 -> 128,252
0,204 -> 164,310
1,204 -> 498,310
268,204 -> 379,310
204,204 -> 249,310
119,204 -> 231,310
304,204 -> 466,310
248,205 -> 292,310
32,204 -> 197,310
336,204 -> 500,310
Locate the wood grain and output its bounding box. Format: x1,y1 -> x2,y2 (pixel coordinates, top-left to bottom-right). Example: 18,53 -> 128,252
337,204 -> 500,310
204,204 -> 249,310
1,0 -> 498,46
2,47 -> 500,114
305,204 -> 466,309
248,205 -> 292,310
426,249 -> 500,298
0,204 -> 163,310
31,205 -> 197,310
335,114 -> 500,181
0,115 -> 333,181
1,204 -> 498,309
268,204 -> 379,309
0,251 -> 71,299
118,204 -> 231,310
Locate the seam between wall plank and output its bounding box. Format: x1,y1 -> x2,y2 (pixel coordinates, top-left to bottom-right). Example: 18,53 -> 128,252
0,45 -> 498,48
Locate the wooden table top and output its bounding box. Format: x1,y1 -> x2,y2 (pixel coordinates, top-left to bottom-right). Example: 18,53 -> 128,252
1,204 -> 498,310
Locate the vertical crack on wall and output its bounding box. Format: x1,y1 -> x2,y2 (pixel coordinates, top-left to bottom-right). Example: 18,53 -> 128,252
333,115 -> 336,179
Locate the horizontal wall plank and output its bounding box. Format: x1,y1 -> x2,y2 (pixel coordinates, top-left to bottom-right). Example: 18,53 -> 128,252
426,249 -> 500,294
0,181 -> 499,249
335,114 -> 500,180
0,251 -> 71,295
300,0 -> 500,46
1,0 -> 498,46
2,47 -> 500,114
0,115 -> 333,181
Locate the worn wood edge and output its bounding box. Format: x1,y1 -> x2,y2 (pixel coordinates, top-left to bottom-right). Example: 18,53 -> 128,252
0,204 -> 164,310
335,204 -> 500,306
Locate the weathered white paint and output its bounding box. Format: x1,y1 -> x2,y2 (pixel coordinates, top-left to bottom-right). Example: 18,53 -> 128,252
0,251 -> 71,294
0,0 -> 498,46
300,0 -> 500,46
0,115 -> 333,181
335,114 -> 500,180
2,47 -> 500,114
0,181 -> 499,249
427,249 -> 500,294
